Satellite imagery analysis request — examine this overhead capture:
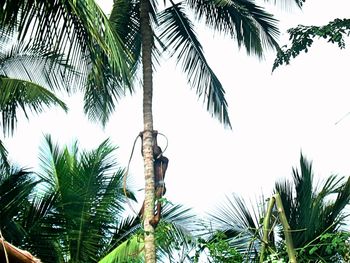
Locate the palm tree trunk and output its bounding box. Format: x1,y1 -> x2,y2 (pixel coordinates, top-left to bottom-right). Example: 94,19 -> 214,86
140,0 -> 156,262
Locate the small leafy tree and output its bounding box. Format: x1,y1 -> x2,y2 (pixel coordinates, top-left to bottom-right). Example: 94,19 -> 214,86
273,18 -> 350,71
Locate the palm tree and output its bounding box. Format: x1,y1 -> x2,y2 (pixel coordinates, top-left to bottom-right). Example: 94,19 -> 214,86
274,154 -> 350,262
0,135 -> 198,262
107,1 -> 304,261
16,135 -> 136,262
208,154 -> 350,262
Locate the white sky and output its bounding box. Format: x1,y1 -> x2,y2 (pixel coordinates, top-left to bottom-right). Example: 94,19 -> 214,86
4,0 -> 350,215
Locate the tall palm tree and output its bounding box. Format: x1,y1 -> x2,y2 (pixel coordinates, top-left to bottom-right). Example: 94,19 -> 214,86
107,1 -> 304,261
208,154 -> 350,262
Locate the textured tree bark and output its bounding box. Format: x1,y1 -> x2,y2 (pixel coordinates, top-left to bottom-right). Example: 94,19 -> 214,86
140,0 -> 156,262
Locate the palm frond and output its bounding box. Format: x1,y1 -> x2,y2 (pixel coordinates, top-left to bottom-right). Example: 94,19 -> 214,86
37,134 -> 66,188
0,77 -> 67,136
83,71 -> 128,126
328,176 -> 350,225
0,166 -> 39,244
263,0 -> 305,8
187,0 -> 280,56
158,2 -> 231,128
33,136 -> 137,262
208,194 -> 263,257
1,0 -> 131,79
110,0 -> 142,76
275,154 -> 350,251
211,194 -> 260,232
99,235 -> 144,263
21,192 -> 64,263
1,1 -> 134,121
0,29 -> 81,91
156,204 -> 198,262
109,0 -> 162,77
0,140 -> 10,170
109,215 -> 141,249
104,203 -> 198,262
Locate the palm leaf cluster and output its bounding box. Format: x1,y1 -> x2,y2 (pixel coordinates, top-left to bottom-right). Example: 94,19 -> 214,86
101,203 -> 197,263
19,135 -> 134,262
110,0 -> 303,128
0,29 -> 72,162
1,0 -> 131,85
207,154 -> 350,262
276,154 -> 350,261
1,0 -> 134,126
0,136 -> 198,262
0,164 -> 39,245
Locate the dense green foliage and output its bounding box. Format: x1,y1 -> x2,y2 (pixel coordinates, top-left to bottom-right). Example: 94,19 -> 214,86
193,231 -> 243,262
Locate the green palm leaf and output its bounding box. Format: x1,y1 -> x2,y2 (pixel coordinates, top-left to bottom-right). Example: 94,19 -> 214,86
0,140 -> 9,169
110,0 -> 142,75
0,29 -> 74,136
22,192 -> 64,263
158,2 -> 231,127
208,194 -> 263,258
99,235 -> 144,263
187,0 -> 280,56
1,1 -> 133,126
0,31 -> 80,91
0,166 -> 39,245
101,203 -> 198,262
0,77 -> 67,135
156,204 -> 197,262
1,0 -> 131,83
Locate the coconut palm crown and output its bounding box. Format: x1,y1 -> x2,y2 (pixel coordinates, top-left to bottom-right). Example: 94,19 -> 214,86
208,154 -> 350,262
109,0 -> 303,128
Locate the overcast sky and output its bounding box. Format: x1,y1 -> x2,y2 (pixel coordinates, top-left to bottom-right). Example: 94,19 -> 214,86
4,0 -> 350,215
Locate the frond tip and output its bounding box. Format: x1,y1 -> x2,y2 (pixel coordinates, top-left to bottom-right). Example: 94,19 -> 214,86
0,77 -> 67,136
